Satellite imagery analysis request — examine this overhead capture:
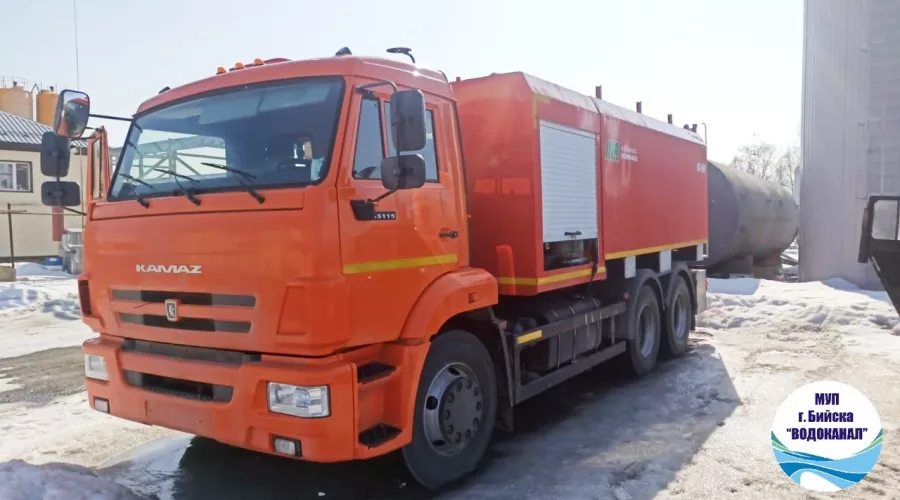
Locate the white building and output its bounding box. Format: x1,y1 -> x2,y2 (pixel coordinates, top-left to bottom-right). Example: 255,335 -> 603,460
800,0 -> 900,288
0,111 -> 85,260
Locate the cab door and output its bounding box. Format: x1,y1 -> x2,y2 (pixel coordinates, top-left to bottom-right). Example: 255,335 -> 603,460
336,88 -> 464,344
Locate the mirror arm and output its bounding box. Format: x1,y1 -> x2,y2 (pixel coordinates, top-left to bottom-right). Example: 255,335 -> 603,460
371,188 -> 397,204
89,113 -> 132,123
62,206 -> 86,216
355,80 -> 398,97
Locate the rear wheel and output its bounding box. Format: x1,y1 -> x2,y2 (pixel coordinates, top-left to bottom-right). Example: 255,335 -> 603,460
402,330 -> 497,490
663,276 -> 692,357
624,284 -> 661,376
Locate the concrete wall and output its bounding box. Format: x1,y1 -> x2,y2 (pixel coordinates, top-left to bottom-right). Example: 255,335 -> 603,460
0,149 -> 85,259
800,0 -> 900,289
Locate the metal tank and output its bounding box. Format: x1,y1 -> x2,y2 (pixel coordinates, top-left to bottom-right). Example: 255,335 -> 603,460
705,161 -> 799,274
0,80 -> 34,120
36,87 -> 59,126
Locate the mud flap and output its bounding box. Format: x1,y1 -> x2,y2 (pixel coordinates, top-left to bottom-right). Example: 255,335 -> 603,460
692,269 -> 708,315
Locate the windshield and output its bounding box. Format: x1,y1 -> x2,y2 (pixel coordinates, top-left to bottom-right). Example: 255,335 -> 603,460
108,77 -> 344,201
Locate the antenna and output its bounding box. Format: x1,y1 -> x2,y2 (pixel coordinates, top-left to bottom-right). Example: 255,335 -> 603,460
386,47 -> 415,64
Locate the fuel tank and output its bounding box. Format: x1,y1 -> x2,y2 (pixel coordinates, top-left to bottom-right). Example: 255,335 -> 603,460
706,161 -> 799,268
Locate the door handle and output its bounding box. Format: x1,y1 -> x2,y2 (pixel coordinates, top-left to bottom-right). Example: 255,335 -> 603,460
439,229 -> 459,239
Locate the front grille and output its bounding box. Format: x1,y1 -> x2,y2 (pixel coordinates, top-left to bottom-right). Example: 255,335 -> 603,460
119,313 -> 251,333
112,289 -> 255,307
122,339 -> 260,365
124,370 -> 233,402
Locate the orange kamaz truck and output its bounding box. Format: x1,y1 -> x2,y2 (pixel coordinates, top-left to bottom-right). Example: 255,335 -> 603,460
40,48 -> 708,489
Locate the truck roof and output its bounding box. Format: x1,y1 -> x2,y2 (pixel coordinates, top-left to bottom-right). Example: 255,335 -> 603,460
136,56 -> 453,115
454,72 -> 705,145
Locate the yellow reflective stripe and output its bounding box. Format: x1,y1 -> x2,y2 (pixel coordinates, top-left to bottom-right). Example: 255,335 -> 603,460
605,239 -> 707,260
497,267 -> 605,286
517,330 -> 543,345
342,254 -> 457,275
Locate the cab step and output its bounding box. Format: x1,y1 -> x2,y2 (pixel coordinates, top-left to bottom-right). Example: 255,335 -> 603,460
356,362 -> 396,384
359,424 -> 401,448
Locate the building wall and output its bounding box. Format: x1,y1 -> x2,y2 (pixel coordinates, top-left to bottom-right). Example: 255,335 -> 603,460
799,0 -> 900,289
0,148 -> 86,260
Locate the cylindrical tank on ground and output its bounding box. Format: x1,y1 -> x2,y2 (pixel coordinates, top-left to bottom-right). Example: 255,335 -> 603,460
0,81 -> 34,120
705,161 -> 799,268
36,86 -> 59,126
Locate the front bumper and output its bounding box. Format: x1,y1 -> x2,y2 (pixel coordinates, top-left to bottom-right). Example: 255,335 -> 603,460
83,336 -> 428,462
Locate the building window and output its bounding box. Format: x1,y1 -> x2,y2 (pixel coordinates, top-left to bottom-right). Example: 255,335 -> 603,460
0,161 -> 31,192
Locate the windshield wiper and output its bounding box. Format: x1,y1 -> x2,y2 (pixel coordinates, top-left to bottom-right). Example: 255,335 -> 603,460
152,168 -> 201,206
119,173 -> 153,208
201,162 -> 265,204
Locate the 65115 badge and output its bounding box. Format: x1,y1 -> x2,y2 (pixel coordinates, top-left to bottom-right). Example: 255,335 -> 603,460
771,381 -> 883,492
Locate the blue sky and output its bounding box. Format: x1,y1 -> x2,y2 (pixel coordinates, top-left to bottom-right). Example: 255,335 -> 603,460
1,0 -> 802,161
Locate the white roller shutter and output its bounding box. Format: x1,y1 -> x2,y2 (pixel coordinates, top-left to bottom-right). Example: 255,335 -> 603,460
539,120 -> 598,243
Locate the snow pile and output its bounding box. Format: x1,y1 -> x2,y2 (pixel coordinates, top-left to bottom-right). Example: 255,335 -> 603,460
0,263 -> 93,359
0,263 -> 78,317
0,460 -> 144,500
698,277 -> 900,356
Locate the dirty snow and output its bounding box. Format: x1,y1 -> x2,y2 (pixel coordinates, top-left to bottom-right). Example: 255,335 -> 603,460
0,263 -> 94,359
0,459 -> 143,500
0,392 -> 176,468
700,277 -> 900,362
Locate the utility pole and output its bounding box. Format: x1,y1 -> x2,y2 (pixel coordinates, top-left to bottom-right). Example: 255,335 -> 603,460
73,0 -> 81,89
6,204 -> 14,269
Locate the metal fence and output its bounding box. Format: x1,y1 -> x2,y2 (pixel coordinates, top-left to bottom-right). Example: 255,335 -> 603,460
0,202 -> 84,273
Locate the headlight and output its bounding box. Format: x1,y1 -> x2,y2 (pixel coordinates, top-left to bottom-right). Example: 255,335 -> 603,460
267,383 -> 330,418
84,354 -> 108,381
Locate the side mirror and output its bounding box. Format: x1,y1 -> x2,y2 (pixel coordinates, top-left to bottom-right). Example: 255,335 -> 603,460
40,131 -> 71,177
53,90 -> 91,139
381,154 -> 426,190
390,90 -> 427,152
41,181 -> 81,207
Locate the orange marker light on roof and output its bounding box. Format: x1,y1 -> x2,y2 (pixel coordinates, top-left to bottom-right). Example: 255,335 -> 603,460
254,58 -> 264,65
216,66 -> 226,75
235,62 -> 245,70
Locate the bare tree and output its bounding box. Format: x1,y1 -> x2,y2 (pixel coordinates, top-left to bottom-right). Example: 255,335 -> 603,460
730,141 -> 799,194
775,145 -> 800,193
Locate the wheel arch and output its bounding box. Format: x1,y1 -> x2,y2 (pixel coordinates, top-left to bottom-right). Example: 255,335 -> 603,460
630,268 -> 664,310
659,262 -> 697,326
398,268 -> 499,341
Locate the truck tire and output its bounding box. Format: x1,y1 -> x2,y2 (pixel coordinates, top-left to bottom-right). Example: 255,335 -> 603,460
624,284 -> 661,376
402,329 -> 497,490
662,275 -> 691,357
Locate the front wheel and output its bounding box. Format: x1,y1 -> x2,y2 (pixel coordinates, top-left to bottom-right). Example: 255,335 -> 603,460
402,330 -> 497,490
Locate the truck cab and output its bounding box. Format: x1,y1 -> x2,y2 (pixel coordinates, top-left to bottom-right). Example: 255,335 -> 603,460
41,53 -> 500,487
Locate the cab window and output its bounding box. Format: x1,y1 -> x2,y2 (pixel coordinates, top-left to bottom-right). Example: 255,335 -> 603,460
352,97 -> 385,180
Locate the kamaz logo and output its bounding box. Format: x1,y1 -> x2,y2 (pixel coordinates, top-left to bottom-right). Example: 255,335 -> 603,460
135,264 -> 202,274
